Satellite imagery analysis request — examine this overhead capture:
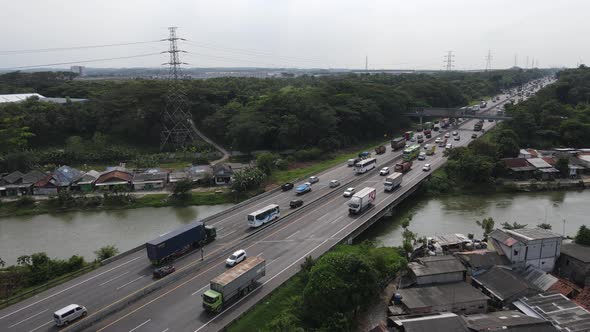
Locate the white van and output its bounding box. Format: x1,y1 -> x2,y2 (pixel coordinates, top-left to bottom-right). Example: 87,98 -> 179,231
54,304 -> 87,326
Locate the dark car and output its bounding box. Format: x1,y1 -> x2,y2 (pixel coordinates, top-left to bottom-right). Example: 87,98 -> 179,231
290,199 -> 303,209
281,182 -> 294,191
153,265 -> 175,279
471,133 -> 477,139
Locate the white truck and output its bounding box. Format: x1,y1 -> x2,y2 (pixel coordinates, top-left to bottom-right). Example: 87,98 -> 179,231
348,187 -> 376,214
384,173 -> 403,192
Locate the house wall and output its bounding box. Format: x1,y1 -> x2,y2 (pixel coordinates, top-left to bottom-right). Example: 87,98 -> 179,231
133,181 -> 165,191
523,238 -> 561,272
34,187 -> 57,195
405,299 -> 487,315
556,255 -> 590,286
415,271 -> 464,285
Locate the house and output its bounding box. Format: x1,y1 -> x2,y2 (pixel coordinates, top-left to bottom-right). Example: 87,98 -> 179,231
73,170 -> 100,193
95,170 -> 133,191
502,158 -> 536,179
489,228 -> 562,272
0,171 -> 24,196
471,266 -> 542,307
396,282 -> 490,315
407,256 -> 466,286
169,166 -> 213,185
463,310 -> 557,332
34,166 -> 84,195
556,242 -> 590,286
213,164 -> 233,185
455,250 -> 511,277
133,169 -> 169,191
389,313 -> 470,332
513,292 -> 590,331
527,157 -> 560,180
18,171 -> 47,195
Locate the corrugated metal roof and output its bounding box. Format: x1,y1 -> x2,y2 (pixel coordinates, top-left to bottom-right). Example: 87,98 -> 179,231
0,93 -> 44,103
527,158 -> 553,169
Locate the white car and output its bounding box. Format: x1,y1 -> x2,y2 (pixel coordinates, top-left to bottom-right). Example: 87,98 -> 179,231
452,131 -> 458,136
308,176 -> 319,184
446,143 -> 453,149
454,135 -> 460,141
422,164 -> 431,172
54,304 -> 87,327
379,167 -> 390,176
418,152 -> 426,160
343,187 -> 355,197
435,137 -> 442,144
444,132 -> 451,138
226,249 -> 247,267
329,180 -> 340,188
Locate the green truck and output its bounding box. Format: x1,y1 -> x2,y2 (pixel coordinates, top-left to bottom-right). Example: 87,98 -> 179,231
202,257 -> 266,312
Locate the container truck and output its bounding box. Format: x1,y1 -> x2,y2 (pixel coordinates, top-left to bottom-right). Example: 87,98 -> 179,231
375,145 -> 386,154
424,129 -> 432,138
146,221 -> 217,266
391,137 -> 406,151
404,131 -> 414,140
384,172 -> 403,192
348,187 -> 376,214
202,257 -> 266,312
394,161 -> 412,173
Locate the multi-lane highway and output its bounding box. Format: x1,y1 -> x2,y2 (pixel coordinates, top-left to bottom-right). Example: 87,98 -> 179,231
0,78 -> 550,332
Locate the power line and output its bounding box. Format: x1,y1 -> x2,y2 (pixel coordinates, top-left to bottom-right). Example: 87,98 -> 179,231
0,41 -> 160,56
1,52 -> 162,70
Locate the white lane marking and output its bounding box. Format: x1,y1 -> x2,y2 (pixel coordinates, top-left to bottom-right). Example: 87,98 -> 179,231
216,229 -> 237,240
8,309 -> 47,328
162,329 -> 169,332
194,215 -> 353,332
99,271 -> 130,286
191,284 -> 209,296
256,252 -> 264,257
286,230 -> 300,240
27,320 -> 52,332
0,256 -> 142,320
329,215 -> 345,224
116,275 -> 146,290
129,319 -> 151,332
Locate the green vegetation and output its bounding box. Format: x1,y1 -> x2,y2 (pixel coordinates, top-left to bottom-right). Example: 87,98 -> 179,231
94,245 -> 119,261
501,221 -> 528,230
476,217 -> 495,239
575,225 -> 590,246
228,243 -> 406,332
537,223 -> 553,230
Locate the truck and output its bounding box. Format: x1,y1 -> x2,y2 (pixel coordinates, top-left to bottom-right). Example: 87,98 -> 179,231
375,145 -> 386,154
295,183 -> 312,195
416,133 -> 424,143
394,161 -> 412,173
423,122 -> 433,130
479,100 -> 487,108
202,257 -> 266,312
425,144 -> 436,155
438,138 -> 447,148
384,172 -> 403,192
474,122 -> 483,131
348,187 -> 376,214
424,128 -> 432,138
404,131 -> 414,140
146,221 -> 217,266
391,137 -> 406,151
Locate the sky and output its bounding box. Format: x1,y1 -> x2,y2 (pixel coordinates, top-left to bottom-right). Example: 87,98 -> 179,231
0,0 -> 587,70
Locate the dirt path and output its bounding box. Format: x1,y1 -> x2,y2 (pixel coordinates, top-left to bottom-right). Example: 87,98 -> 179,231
357,280 -> 397,331
189,120 -> 230,165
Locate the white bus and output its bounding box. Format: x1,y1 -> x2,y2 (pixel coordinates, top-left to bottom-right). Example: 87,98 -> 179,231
248,204 -> 280,228
354,158 -> 377,174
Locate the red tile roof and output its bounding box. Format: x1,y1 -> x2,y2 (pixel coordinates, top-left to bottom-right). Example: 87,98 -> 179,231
526,149 -> 539,157
574,287 -> 590,311
549,279 -> 581,298
96,170 -> 132,184
542,157 -> 556,165
34,173 -> 57,188
503,158 -> 530,168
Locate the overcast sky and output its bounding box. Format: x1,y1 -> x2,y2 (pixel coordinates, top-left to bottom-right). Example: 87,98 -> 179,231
0,0 -> 587,70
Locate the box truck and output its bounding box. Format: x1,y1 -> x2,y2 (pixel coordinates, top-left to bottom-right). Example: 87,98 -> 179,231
348,187 -> 376,214
384,173 -> 403,192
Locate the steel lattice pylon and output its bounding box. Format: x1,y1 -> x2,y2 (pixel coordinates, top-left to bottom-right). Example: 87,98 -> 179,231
160,27 -> 198,151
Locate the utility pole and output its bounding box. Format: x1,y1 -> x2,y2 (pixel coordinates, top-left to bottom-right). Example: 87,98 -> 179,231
531,57 -> 535,69
365,55 -> 368,71
485,49 -> 492,71
160,27 -> 199,151
514,53 -> 518,67
444,51 -> 455,71
526,56 -> 529,69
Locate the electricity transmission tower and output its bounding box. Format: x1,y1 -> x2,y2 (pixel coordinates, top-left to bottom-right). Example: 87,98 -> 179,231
160,27 -> 198,151
444,51 -> 455,71
485,49 -> 492,71
514,54 -> 518,67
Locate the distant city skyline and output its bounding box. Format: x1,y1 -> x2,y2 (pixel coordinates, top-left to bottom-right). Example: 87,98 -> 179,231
0,0 -> 586,70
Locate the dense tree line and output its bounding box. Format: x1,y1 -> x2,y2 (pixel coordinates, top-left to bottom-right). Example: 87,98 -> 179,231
504,66 -> 590,148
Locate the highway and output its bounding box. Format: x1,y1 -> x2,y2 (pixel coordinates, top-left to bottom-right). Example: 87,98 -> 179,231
0,78 -> 550,332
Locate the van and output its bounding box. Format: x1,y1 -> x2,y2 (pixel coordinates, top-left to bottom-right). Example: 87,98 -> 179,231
54,304 -> 87,326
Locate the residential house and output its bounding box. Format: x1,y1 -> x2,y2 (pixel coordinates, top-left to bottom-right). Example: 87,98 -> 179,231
471,266 -> 542,307
0,171 -> 24,196
455,250 -> 511,277
73,170 -> 100,193
169,165 -> 212,185
133,169 -> 169,191
502,158 -> 536,179
95,170 -> 133,191
18,171 -> 47,195
489,228 -> 562,272
556,242 -> 590,286
389,313 -> 470,332
527,157 -> 560,180
34,166 -> 84,195
513,292 -> 590,331
407,256 -> 466,286
396,282 -> 490,315
463,310 -> 557,332
213,164 -> 233,185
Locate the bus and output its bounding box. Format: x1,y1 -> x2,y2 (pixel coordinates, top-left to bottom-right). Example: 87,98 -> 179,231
402,144 -> 421,161
354,158 -> 377,174
248,204 -> 280,228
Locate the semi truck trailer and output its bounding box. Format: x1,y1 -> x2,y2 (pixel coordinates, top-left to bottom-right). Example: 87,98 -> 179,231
146,221 -> 216,266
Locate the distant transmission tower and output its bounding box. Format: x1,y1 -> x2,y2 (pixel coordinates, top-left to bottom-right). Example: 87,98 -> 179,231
365,55 -> 368,71
160,27 -> 198,151
485,49 -> 492,71
526,56 -> 529,69
444,51 -> 455,71
514,53 -> 518,67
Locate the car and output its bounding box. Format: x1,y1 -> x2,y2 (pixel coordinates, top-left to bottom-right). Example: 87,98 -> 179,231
329,180 -> 340,188
281,182 -> 294,191
53,304 -> 87,327
153,265 -> 175,278
418,152 -> 426,160
488,119 -> 494,122
471,133 -> 478,139
343,187 -> 355,197
454,135 -> 460,141
446,143 -> 453,149
295,183 -> 312,195
435,137 -> 442,144
290,199 -> 303,209
444,132 -> 451,138
226,249 -> 247,267
308,176 -> 319,184
422,164 -> 431,172
452,131 -> 458,136
410,137 -> 416,142
379,167 -> 390,176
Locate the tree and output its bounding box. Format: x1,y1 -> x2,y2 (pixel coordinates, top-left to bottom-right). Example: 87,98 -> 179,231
556,157 -> 569,177
575,225 -> 590,246
0,257 -> 4,268
495,129 -> 520,158
537,223 -> 552,230
501,222 -> 527,230
256,152 -> 280,175
95,245 -> 119,261
231,166 -> 266,192
476,217 -> 495,239
172,179 -> 192,199
0,116 -> 34,153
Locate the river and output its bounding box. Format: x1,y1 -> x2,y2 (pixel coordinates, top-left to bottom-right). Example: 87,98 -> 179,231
0,204 -> 233,265
358,190 -> 589,246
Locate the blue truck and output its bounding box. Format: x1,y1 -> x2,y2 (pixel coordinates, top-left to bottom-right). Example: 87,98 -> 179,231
146,221 -> 217,266
295,183 -> 312,195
